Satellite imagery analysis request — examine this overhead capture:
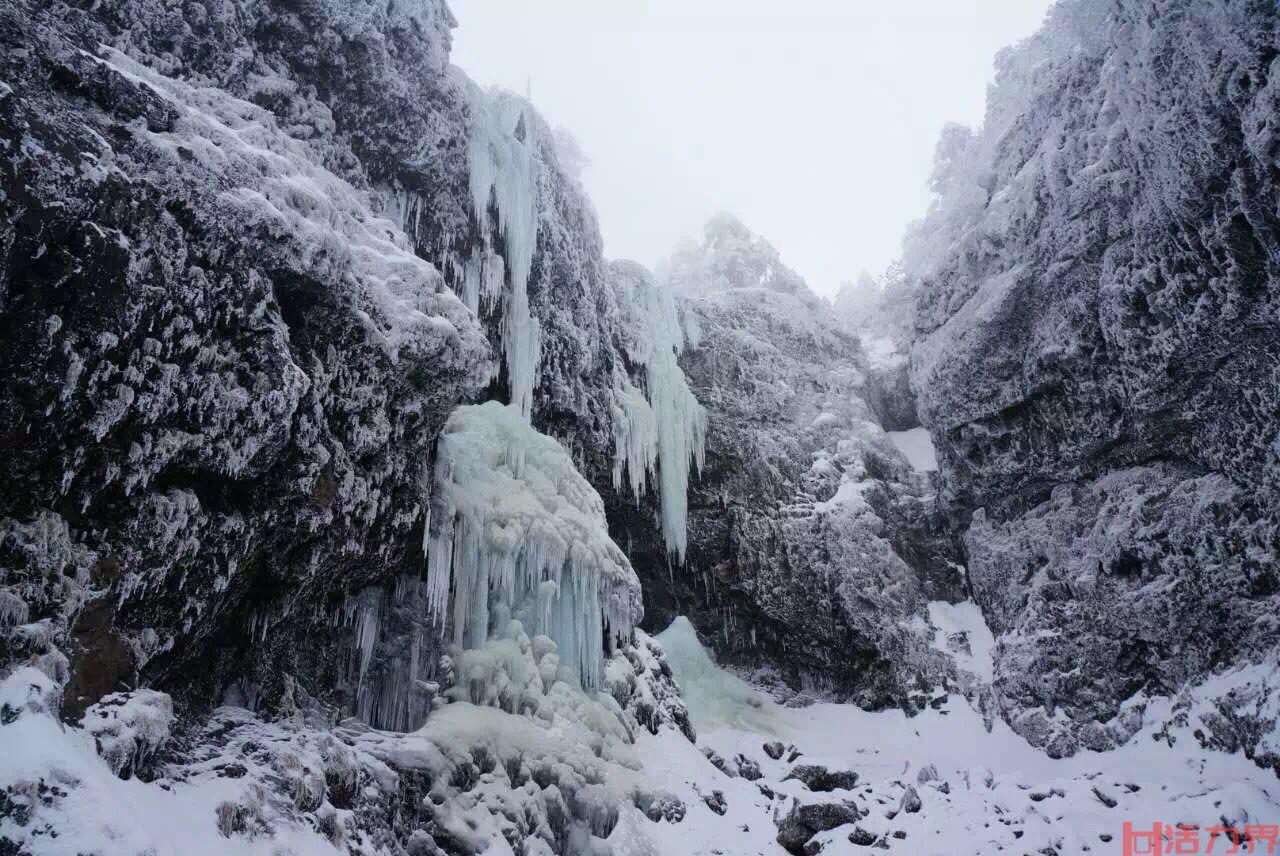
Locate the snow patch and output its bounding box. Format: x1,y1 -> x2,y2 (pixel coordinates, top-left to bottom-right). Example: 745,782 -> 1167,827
887,427 -> 939,472
928,600 -> 995,683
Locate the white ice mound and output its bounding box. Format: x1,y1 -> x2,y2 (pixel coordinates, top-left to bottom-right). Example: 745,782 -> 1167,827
655,616 -> 782,734
426,402 -> 643,689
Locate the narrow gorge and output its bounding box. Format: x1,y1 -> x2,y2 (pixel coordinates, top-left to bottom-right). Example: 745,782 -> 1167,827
1,1 -> 1278,854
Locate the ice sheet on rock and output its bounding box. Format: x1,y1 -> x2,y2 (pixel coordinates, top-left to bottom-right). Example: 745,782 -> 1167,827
344,576 -> 440,732
655,616 -> 783,734
465,85 -> 543,420
426,402 -> 642,690
887,427 -> 939,472
609,263 -> 707,562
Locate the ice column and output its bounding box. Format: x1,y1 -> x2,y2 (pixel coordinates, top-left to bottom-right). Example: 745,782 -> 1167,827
466,87 -> 542,421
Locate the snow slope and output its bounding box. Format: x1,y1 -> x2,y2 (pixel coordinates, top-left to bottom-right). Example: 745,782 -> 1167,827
647,613 -> 1280,855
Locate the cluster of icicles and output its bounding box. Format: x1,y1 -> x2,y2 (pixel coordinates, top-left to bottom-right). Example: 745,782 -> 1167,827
610,265 -> 708,562
465,86 -> 541,421
414,88 -> 706,697
424,402 -> 641,690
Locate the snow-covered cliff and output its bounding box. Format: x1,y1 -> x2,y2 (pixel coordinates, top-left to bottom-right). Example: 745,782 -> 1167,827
0,1 -> 699,852
642,215 -> 968,709
907,0 -> 1280,762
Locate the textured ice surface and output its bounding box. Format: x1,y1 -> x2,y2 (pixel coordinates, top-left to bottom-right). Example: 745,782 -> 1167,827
609,263 -> 707,562
466,86 -> 543,420
426,402 -> 642,689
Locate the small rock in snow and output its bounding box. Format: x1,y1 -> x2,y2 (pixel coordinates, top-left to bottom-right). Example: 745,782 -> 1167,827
784,764 -> 859,792
899,786 -> 922,814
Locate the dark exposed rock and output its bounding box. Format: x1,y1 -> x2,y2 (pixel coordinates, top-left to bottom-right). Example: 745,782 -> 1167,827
764,740 -> 786,760
735,754 -> 763,781
776,799 -> 865,854
784,764 -> 859,792
848,826 -> 878,846
0,0 -> 494,728
634,790 -> 686,824
898,786 -> 921,814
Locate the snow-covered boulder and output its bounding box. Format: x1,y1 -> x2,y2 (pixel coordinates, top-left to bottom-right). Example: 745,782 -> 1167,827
80,689 -> 174,779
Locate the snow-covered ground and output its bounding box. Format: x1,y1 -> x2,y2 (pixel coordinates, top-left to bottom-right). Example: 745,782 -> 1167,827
639,613 -> 1280,855
4,608 -> 1277,855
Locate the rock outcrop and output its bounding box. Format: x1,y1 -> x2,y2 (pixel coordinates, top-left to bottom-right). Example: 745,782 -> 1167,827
635,214 -> 964,708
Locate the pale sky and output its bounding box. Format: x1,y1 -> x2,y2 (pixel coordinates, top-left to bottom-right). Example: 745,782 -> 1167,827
449,0 -> 1054,296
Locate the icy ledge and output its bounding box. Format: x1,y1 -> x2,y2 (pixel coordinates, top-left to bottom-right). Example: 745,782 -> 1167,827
426,402 -> 643,690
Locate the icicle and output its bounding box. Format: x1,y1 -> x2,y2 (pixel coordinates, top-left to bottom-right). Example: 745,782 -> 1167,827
465,87 -> 542,421
425,402 -> 642,690
611,382 -> 658,498
610,265 -> 708,561
461,250 -> 505,316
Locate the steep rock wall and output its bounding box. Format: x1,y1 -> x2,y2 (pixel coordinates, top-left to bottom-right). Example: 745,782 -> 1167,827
632,216 -> 967,708
0,0 -> 643,730
908,0 -> 1280,760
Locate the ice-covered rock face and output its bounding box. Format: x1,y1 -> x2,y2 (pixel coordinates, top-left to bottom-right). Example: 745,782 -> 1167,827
831,266 -> 920,432
907,0 -> 1280,761
634,217 -> 964,708
0,0 -> 491,721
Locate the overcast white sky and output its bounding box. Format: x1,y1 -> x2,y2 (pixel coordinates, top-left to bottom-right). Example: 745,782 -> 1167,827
449,0 -> 1054,296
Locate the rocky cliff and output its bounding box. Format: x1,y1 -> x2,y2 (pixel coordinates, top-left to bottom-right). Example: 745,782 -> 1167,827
907,0 -> 1280,762
0,2 -> 703,852
632,214 -> 968,710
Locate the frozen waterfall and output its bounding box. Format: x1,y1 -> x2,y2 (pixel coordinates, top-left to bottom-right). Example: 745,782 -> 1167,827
425,402 -> 643,690
610,265 -> 708,562
466,87 -> 543,421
